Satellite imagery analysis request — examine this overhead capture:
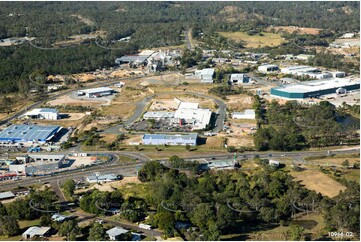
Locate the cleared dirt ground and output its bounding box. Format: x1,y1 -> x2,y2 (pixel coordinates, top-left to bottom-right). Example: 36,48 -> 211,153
268,26 -> 322,35
47,94 -> 106,107
219,31 -> 286,48
290,170 -> 346,198
225,95 -> 254,112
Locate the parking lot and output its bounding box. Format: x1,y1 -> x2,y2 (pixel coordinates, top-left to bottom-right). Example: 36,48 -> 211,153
129,119 -> 193,132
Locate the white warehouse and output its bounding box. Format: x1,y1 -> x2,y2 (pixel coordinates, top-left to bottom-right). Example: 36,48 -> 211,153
232,109 -> 256,120
22,108 -> 59,120
258,64 -> 279,73
194,68 -> 215,83
229,73 -> 250,85
77,87 -> 114,98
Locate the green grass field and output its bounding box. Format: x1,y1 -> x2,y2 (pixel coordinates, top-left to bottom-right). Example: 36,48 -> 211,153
218,32 -> 286,48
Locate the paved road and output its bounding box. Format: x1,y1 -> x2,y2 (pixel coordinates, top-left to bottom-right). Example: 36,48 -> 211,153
102,91 -> 227,134
1,148 -> 358,192
0,74 -> 149,126
185,29 -> 194,50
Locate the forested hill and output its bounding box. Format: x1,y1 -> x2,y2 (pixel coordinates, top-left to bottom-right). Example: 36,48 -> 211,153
0,1 -> 359,93
0,1 -> 359,39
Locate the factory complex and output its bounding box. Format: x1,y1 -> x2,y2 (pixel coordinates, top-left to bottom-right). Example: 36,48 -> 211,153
22,108 -> 59,120
270,78 -> 360,99
0,124 -> 62,144
142,133 -> 198,146
143,101 -> 212,130
77,87 -> 114,98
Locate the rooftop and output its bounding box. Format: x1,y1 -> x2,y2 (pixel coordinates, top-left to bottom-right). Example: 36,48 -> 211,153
106,226 -> 129,237
0,124 -> 61,142
23,227 -> 51,236
233,109 -> 255,115
79,87 -> 113,94
24,108 -> 58,116
178,102 -> 199,109
0,191 -> 15,200
259,64 -> 278,68
143,111 -> 175,119
272,78 -> 360,93
197,68 -> 215,75
143,133 -> 198,140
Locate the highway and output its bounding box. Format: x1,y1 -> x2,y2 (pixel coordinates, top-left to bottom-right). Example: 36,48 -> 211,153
1,147 -> 359,192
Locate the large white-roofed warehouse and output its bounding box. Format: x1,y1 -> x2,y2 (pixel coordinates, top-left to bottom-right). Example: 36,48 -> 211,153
77,87 -> 114,98
270,78 -> 360,99
142,133 -> 198,146
0,124 -> 62,144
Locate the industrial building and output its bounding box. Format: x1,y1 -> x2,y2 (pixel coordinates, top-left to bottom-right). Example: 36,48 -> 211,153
0,124 -> 62,144
106,227 -> 130,241
229,73 -> 250,85
143,101 -> 212,130
281,65 -> 320,75
0,191 -> 15,200
232,109 -> 256,119
22,227 -> 51,240
86,173 -> 120,183
174,107 -> 212,130
194,68 -> 215,83
77,87 -> 114,98
142,133 -> 198,146
258,64 -> 279,73
143,111 -> 175,120
270,78 -> 360,99
22,108 -> 59,120
13,154 -> 66,175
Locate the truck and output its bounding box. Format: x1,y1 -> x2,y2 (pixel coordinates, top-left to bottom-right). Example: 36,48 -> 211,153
139,223 -> 152,230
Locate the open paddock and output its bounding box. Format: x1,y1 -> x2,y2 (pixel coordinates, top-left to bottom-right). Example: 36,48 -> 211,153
268,26 -> 322,35
290,170 -> 346,198
218,31 -> 286,48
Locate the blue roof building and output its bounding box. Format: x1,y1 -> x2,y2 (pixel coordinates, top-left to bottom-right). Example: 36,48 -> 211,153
0,124 -> 61,143
142,133 -> 198,146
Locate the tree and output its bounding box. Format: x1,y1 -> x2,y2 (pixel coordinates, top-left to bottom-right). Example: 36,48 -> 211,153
39,215 -> 52,226
185,144 -> 191,151
227,146 -> 236,153
287,225 -> 304,240
58,220 -> 81,241
88,222 -> 106,241
154,212 -> 175,230
61,179 -> 76,197
0,203 -> 7,216
0,216 -> 20,237
190,203 -> 216,231
342,160 -> 350,169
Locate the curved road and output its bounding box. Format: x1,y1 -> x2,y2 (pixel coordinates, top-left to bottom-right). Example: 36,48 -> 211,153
103,91 -> 227,134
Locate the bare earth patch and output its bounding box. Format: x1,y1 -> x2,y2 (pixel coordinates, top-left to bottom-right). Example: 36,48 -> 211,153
290,170 -> 346,198
225,95 -> 253,112
269,26 -> 322,35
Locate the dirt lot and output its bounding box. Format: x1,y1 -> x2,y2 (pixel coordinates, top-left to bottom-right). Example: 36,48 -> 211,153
268,26 -> 322,35
225,94 -> 254,112
68,156 -> 97,168
290,170 -> 346,198
149,95 -> 216,111
47,94 -> 106,107
76,177 -> 142,193
141,73 -> 184,86
124,135 -> 142,145
226,134 -> 254,147
219,31 -> 286,48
